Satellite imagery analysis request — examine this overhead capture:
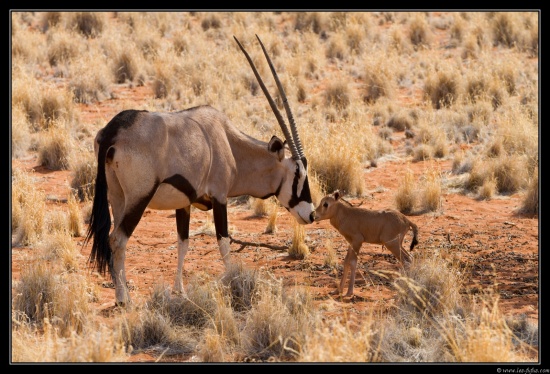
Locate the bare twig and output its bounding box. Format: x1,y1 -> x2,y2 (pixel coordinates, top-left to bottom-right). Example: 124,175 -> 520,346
229,235 -> 288,252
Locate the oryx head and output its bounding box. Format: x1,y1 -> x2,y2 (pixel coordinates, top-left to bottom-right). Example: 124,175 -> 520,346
235,35 -> 315,224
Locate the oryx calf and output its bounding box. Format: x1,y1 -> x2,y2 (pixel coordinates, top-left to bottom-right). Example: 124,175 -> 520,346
314,190 -> 419,297
84,35 -> 315,306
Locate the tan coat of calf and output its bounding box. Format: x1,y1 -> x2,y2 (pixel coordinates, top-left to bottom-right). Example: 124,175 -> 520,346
314,190 -> 419,297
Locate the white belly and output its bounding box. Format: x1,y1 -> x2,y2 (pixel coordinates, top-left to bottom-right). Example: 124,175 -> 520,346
147,184 -> 191,210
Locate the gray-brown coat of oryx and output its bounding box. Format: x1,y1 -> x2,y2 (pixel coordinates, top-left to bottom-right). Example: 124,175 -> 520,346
314,190 -> 419,297
84,35 -> 315,306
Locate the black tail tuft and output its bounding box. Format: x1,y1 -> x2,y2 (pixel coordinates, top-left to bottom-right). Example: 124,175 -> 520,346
83,143 -> 113,279
409,221 -> 419,251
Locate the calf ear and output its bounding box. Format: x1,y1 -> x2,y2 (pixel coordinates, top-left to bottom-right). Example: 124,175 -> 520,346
268,135 -> 285,161
333,190 -> 340,200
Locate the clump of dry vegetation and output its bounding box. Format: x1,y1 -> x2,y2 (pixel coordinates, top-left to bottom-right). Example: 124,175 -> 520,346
11,11 -> 538,363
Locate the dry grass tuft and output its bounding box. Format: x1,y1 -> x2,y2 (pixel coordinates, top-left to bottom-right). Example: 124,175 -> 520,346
424,68 -> 462,109
395,167 -> 416,214
288,220 -> 310,260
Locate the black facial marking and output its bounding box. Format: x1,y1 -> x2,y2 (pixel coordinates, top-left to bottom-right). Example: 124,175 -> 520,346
212,198 -> 228,240
288,163 -> 312,208
120,181 -> 159,238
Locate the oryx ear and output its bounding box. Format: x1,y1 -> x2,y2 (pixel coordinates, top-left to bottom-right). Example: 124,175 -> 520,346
333,190 -> 340,200
268,135 -> 285,161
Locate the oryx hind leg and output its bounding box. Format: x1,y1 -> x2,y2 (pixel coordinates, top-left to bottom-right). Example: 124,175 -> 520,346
174,206 -> 191,294
212,198 -> 232,266
109,183 -> 158,306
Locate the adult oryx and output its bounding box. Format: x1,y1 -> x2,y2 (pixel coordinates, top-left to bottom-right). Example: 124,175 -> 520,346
84,35 -> 315,306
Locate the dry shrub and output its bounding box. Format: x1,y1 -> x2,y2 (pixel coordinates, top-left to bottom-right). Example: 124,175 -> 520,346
346,23 -> 366,54
461,34 -> 480,60
299,314 -> 380,362
322,239 -> 338,268
39,11 -> 62,32
13,261 -> 92,336
412,144 -> 433,162
220,261 -> 259,313
46,28 -> 82,66
409,14 -> 433,49
11,104 -> 32,158
424,68 -> 462,109
489,154 -> 528,194
325,33 -> 346,60
478,173 -> 497,200
40,228 -> 81,272
397,250 -> 465,318
386,110 -> 413,132
265,201 -> 279,234
201,13 -> 222,31
363,59 -> 395,103
324,81 -> 350,110
38,122 -> 73,170
288,220 -> 309,260
12,320 -> 128,362
447,294 -> 531,362
516,166 -> 538,216
70,151 -> 96,202
69,51 -> 113,103
112,49 -> 141,84
465,72 -> 490,103
294,12 -> 329,35
395,167 -> 416,214
250,197 -> 270,217
465,159 -> 487,192
491,12 -> 520,48
12,169 -> 46,246
122,305 -> 198,356
67,192 -> 84,237
241,276 -> 313,361
310,148 -> 365,197
420,167 -> 442,212
67,12 -> 106,38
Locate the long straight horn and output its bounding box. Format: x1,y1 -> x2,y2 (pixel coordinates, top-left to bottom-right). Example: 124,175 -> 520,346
254,34 -> 305,160
233,35 -> 300,160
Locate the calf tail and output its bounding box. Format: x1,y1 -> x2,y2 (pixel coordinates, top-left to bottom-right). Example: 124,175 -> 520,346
409,220 -> 419,251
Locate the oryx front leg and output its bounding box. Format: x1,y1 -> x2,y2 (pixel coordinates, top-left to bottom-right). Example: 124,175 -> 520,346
213,198 -> 232,266
174,207 -> 191,294
109,229 -> 130,306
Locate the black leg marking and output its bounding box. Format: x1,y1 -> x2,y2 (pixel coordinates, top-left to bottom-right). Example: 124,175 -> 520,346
212,198 -> 228,240
120,182 -> 159,238
176,207 -> 191,241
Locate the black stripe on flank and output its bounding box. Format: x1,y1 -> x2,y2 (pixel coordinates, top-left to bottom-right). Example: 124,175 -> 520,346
120,181 -> 159,238
163,174 -> 198,202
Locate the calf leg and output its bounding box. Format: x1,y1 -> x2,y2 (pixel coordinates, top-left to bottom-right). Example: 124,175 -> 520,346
345,246 -> 360,297
174,206 -> 191,294
385,236 -> 412,264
